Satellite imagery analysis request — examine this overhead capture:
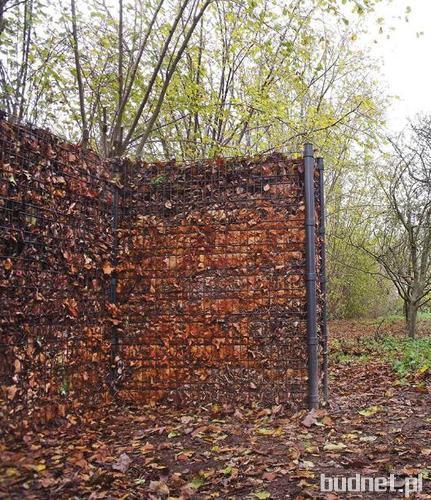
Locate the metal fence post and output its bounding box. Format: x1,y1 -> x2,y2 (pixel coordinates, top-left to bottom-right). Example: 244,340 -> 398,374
109,159 -> 120,393
317,157 -> 328,402
304,143 -> 319,409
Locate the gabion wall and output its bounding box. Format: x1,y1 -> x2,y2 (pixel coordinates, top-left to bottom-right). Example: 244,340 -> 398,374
0,118 -> 325,432
116,156 -> 310,407
0,119 -> 113,432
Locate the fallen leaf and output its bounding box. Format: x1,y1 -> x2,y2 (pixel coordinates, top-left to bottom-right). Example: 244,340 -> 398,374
188,476 -> 205,490
31,463 -> 46,472
256,427 -> 278,436
300,460 -> 315,469
322,416 -> 334,427
112,453 -> 131,473
176,451 -> 193,461
7,385 -> 18,400
359,436 -> 378,443
323,442 -> 347,452
40,476 -> 57,488
302,409 -> 317,428
149,480 -> 169,496
14,359 -> 22,374
262,471 -> 277,481
103,262 -> 114,275
358,405 -> 381,417
140,442 -> 154,454
254,490 -> 271,499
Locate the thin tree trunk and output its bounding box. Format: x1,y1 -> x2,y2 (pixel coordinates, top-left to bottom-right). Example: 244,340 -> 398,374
13,0 -> 32,122
120,0 -> 191,156
0,0 -> 7,36
405,301 -> 418,338
113,0 -> 123,155
135,0 -> 212,157
70,0 -> 88,148
109,0 -> 165,150
18,0 -> 33,122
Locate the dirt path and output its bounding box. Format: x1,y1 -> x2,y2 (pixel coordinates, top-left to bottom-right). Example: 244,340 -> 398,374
1,360 -> 430,498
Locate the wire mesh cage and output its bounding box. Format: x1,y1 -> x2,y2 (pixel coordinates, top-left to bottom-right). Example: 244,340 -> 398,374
0,119 -> 113,429
0,116 -> 327,432
116,154 -> 310,407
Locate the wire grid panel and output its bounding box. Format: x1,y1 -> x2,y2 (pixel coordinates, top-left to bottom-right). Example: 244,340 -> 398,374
116,154 -> 309,407
0,119 -> 112,430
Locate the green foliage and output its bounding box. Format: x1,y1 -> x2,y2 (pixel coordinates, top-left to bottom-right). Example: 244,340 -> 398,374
327,204 -> 396,320
331,333 -> 431,378
0,0 -> 64,122
328,240 -> 392,319
150,174 -> 167,185
1,0 -> 388,158
160,0 -> 386,160
377,336 -> 431,378
331,342 -> 371,364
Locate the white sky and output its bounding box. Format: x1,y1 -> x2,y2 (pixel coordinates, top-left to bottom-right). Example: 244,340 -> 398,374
365,0 -> 431,130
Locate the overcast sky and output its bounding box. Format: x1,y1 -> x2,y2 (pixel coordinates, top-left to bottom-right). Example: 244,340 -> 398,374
365,0 -> 431,131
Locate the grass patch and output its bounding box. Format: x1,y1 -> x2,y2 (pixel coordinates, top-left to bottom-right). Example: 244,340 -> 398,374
331,334 -> 431,378
381,312 -> 431,321
330,339 -> 371,364
359,312 -> 431,327
377,336 -> 431,378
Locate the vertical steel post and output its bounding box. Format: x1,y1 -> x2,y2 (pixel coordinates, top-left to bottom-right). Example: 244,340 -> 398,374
109,160 -> 120,393
317,157 -> 328,402
304,143 -> 319,409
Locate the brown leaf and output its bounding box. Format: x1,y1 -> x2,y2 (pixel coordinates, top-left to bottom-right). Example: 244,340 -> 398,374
262,471 -> 277,481
112,453 -> 131,473
64,298 -> 78,318
40,476 -> 57,488
176,452 -> 193,461
102,262 -> 114,275
322,416 -> 333,427
302,409 -> 317,428
149,480 -> 170,497
14,359 -> 22,374
7,385 -> 18,400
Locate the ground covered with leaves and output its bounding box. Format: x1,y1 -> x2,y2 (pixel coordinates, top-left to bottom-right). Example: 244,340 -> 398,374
1,322 -> 431,499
